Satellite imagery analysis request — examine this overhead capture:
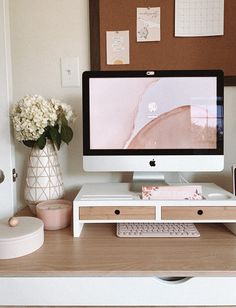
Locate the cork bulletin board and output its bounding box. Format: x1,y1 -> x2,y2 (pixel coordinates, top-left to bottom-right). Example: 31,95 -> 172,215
89,0 -> 236,85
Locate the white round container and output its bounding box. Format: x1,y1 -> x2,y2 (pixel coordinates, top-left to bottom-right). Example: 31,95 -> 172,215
0,216 -> 44,259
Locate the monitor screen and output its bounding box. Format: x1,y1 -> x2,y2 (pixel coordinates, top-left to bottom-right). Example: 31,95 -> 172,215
82,70 -> 224,172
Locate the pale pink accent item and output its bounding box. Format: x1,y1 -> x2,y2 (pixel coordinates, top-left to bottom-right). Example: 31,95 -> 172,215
142,185 -> 203,200
36,199 -> 72,230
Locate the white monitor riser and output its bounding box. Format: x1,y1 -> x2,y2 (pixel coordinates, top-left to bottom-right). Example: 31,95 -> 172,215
73,182 -> 236,237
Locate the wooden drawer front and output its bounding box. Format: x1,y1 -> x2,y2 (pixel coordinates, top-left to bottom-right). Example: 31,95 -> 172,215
79,206 -> 155,220
162,206 -> 236,220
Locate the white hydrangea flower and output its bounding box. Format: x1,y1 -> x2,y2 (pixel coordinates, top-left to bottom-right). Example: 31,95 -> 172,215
49,98 -> 75,122
11,95 -> 74,142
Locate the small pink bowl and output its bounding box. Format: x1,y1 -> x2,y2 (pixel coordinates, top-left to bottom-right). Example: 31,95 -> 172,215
36,199 -> 72,230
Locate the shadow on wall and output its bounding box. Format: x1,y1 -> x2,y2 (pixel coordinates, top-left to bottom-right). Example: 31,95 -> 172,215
64,187 -> 82,201
192,170 -> 233,194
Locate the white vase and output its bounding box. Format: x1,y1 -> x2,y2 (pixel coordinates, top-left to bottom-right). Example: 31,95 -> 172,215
24,140 -> 64,214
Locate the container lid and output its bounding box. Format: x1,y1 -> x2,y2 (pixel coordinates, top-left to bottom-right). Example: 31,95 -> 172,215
0,217 -> 43,242
0,216 -> 44,259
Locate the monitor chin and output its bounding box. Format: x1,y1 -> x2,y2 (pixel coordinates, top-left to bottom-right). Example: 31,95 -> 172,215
83,155 -> 224,173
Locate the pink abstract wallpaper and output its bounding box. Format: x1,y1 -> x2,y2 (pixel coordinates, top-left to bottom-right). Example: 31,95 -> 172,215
89,77 -> 217,150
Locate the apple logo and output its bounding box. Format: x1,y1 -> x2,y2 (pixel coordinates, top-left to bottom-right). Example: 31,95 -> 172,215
149,159 -> 156,167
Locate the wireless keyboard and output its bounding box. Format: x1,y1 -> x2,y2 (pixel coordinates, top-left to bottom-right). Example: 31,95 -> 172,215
116,223 -> 200,238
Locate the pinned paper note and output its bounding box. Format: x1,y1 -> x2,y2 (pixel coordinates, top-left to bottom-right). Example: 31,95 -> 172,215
106,31 -> 130,65
137,7 -> 161,42
175,0 -> 224,37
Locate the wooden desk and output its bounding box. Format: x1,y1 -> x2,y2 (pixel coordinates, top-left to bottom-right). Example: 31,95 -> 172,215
1,214 -> 236,306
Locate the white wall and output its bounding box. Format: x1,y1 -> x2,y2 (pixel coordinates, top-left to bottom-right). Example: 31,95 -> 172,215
8,0 -> 236,210
9,0 -> 121,210
190,86 -> 236,191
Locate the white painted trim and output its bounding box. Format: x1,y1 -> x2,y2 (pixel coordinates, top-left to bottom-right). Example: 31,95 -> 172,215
0,0 -> 16,217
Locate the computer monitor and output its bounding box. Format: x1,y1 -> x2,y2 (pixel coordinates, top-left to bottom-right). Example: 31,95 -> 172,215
82,70 -> 224,181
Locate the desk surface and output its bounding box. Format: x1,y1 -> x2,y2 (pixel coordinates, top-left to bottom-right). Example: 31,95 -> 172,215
1,207 -> 236,277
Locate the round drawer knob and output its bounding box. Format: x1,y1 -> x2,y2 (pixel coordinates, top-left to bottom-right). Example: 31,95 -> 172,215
114,209 -> 120,215
0,170 -> 5,184
197,209 -> 203,215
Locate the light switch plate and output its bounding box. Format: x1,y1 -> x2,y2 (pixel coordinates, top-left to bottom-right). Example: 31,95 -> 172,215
60,57 -> 80,87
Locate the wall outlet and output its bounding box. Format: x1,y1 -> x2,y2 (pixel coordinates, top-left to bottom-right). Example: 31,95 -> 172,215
60,57 -> 80,87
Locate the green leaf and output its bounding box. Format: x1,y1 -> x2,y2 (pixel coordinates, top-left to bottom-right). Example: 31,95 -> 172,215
49,126 -> 61,150
23,140 -> 36,148
36,135 -> 47,149
61,125 -> 73,145
44,126 -> 50,139
60,114 -> 68,126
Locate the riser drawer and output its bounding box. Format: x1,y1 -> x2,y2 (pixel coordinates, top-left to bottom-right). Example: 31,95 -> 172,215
162,206 -> 236,220
79,206 -> 156,220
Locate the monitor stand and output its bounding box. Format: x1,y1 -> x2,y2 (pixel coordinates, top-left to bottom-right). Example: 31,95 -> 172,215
130,172 -> 169,192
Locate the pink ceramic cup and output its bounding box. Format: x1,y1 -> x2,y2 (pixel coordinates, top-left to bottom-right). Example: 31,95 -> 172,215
36,200 -> 72,230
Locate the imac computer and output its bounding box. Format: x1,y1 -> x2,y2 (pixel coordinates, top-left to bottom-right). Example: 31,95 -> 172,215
82,70 -> 224,185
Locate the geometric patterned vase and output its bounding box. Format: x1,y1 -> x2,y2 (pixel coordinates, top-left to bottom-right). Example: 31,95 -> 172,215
24,139 -> 64,214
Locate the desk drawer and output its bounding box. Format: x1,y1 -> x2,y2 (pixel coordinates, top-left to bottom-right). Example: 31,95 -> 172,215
79,206 -> 155,220
1,277 -> 236,306
162,206 -> 236,220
